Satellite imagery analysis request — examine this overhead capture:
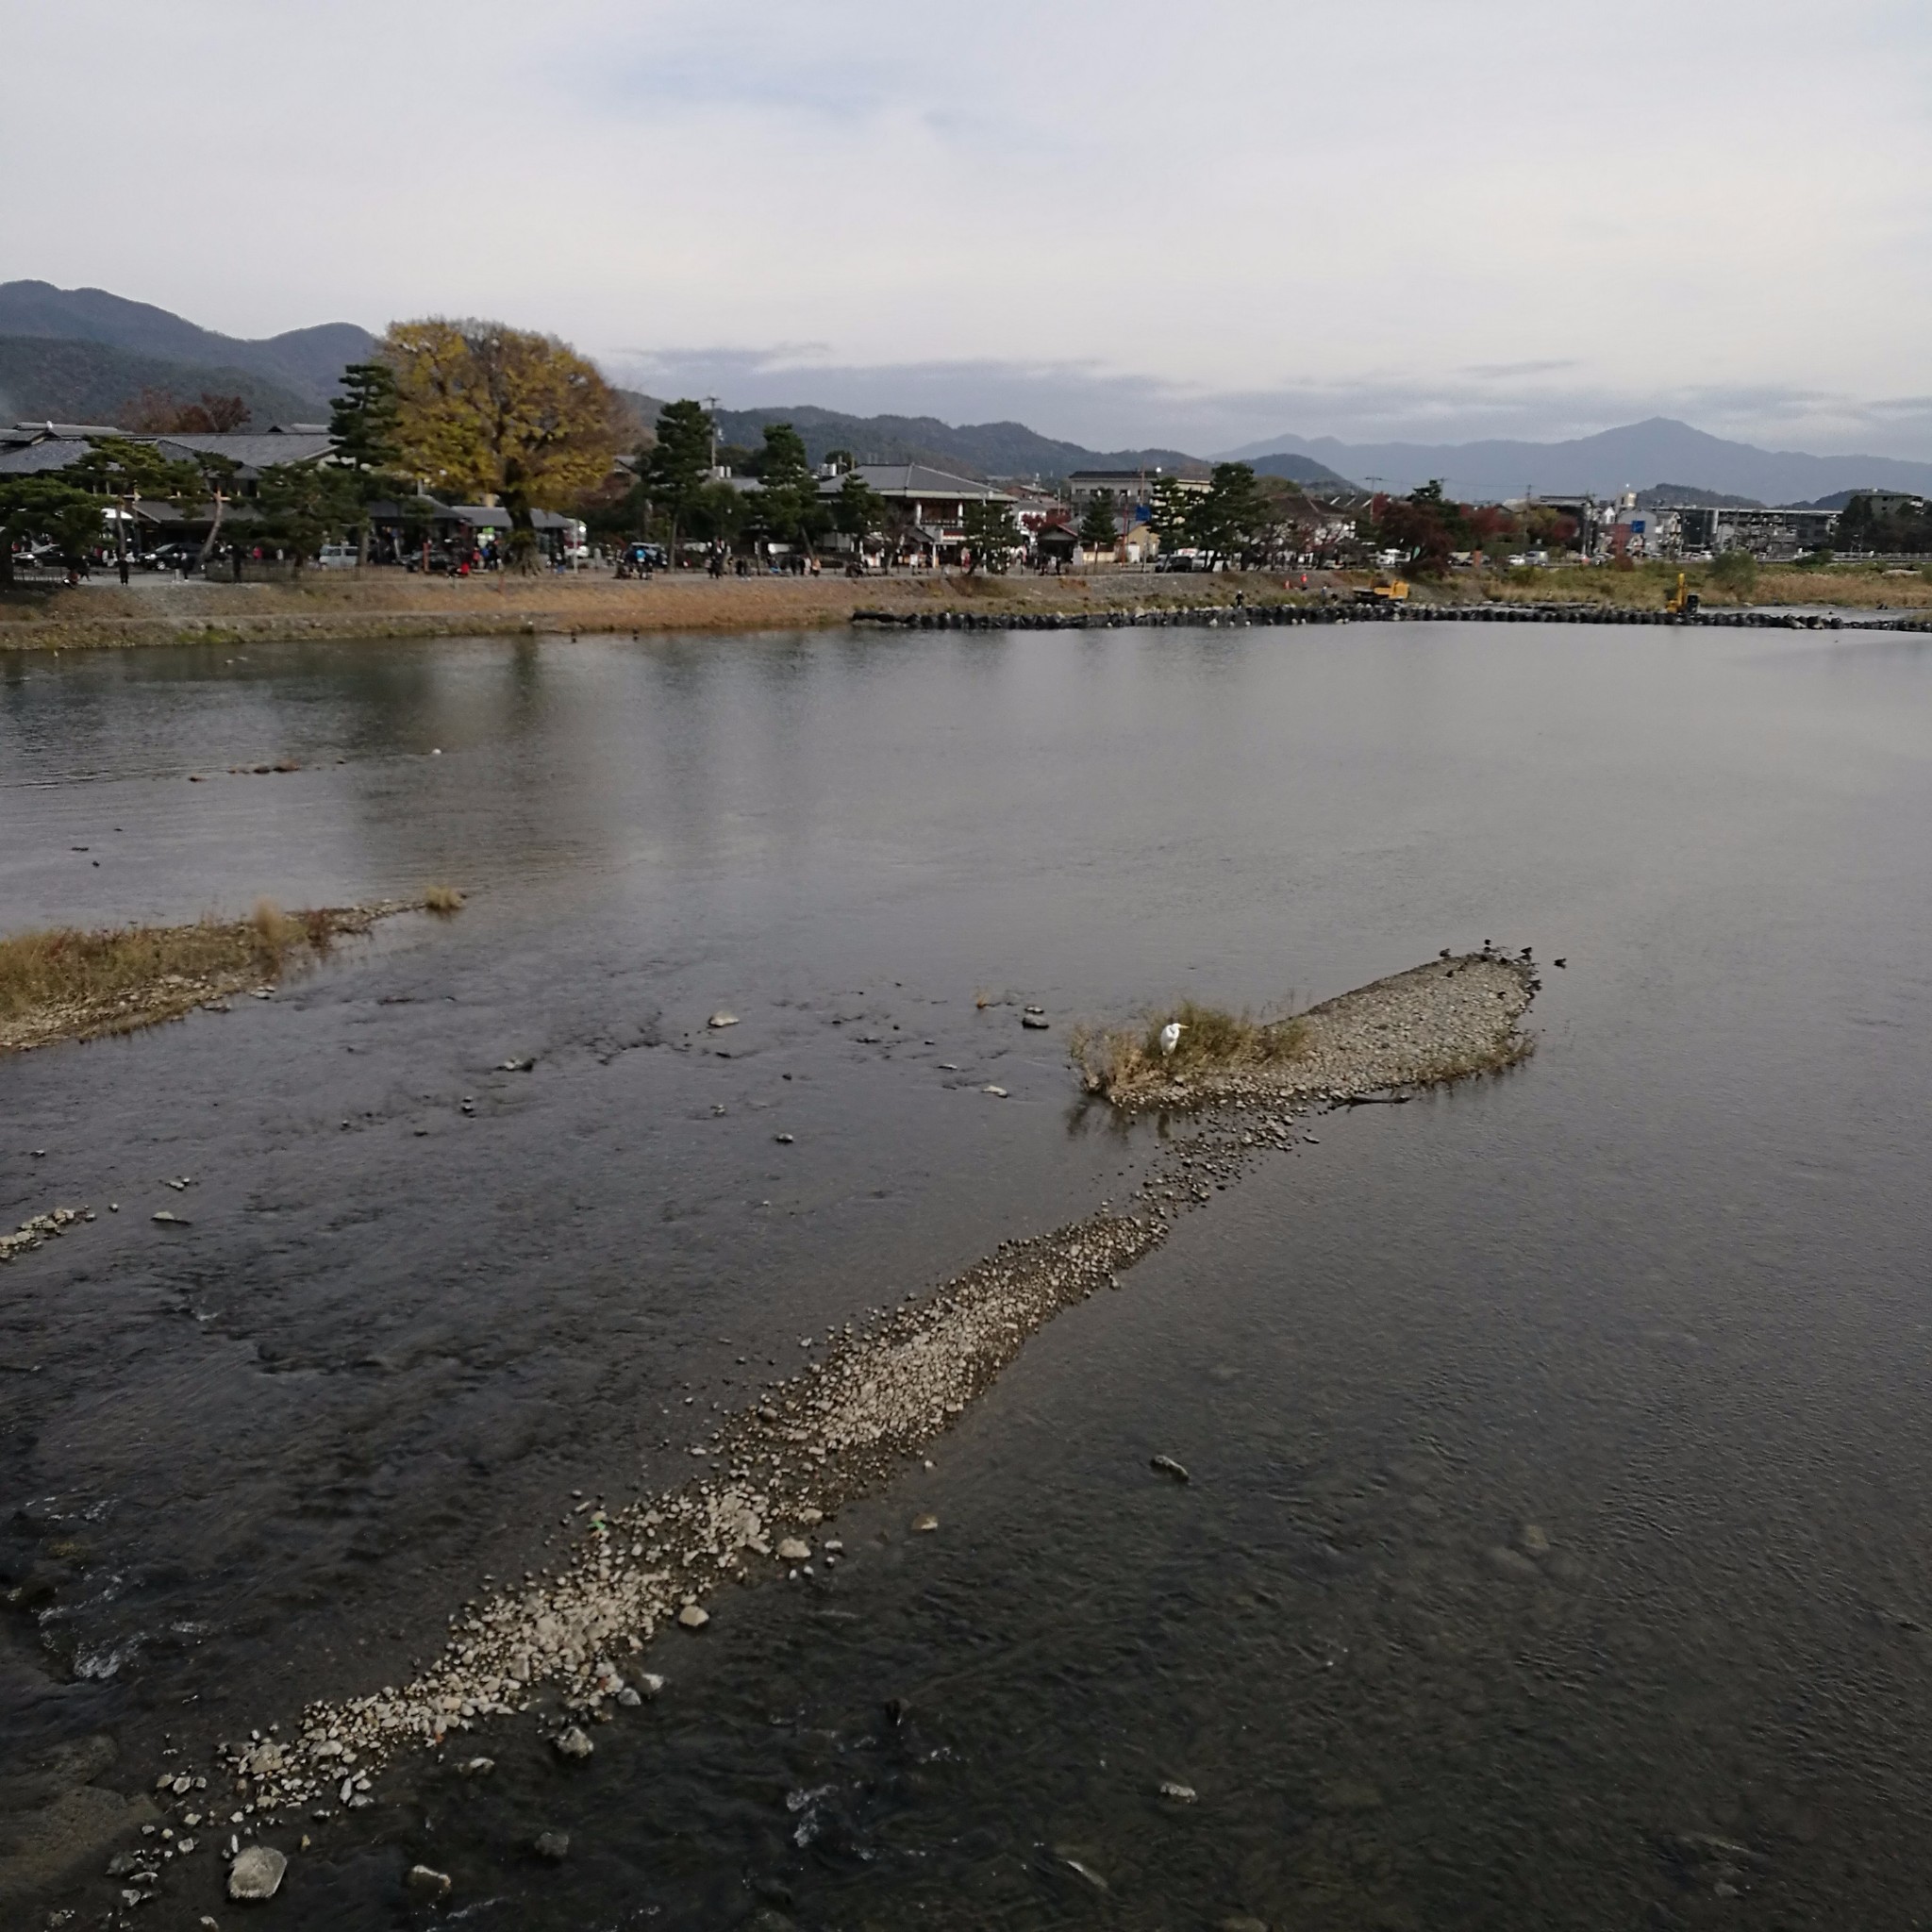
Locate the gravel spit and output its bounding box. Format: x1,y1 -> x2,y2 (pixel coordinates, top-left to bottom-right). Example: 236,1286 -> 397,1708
216,950 -> 1537,1819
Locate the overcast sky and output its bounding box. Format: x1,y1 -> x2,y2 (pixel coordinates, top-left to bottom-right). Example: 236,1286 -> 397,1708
7,0 -> 1929,455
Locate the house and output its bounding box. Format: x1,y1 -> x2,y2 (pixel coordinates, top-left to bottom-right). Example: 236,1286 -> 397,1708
1665,503 -> 1836,560
1066,469 -> 1208,513
820,463 -> 1017,565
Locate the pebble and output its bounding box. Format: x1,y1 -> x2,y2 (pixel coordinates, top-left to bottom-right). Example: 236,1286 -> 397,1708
776,1538 -> 811,1562
533,1829 -> 570,1862
708,1011 -> 740,1029
1158,1779 -> 1199,1803
1150,1455 -> 1191,1483
226,1843 -> 287,1900
0,1205 -> 88,1263
458,1757 -> 494,1777
552,1727 -> 593,1759
912,1514 -> 939,1533
406,1864 -> 452,1898
677,1605 -> 710,1630
982,1085 -> 1008,1097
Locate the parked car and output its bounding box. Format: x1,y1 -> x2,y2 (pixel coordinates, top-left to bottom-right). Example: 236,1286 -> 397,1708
150,541 -> 200,573
315,543 -> 358,570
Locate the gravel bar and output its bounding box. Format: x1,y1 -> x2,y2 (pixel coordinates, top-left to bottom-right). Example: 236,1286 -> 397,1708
208,949 -> 1541,1838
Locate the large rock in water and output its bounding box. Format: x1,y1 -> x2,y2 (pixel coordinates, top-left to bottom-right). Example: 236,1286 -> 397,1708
228,1843 -> 288,1900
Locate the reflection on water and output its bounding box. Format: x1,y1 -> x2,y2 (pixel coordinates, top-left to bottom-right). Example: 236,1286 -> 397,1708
3,623 -> 1932,1927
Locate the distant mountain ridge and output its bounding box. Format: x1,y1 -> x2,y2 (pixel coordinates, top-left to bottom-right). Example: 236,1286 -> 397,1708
1218,416 -> 1932,507
0,280 -> 372,407
700,402 -> 1211,483
0,335 -> 318,430
8,282 -> 1924,506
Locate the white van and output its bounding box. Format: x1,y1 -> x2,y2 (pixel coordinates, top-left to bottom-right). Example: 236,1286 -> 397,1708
316,543 -> 358,571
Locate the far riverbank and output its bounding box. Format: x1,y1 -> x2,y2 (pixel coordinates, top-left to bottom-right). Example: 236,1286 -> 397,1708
3,558 -> 1927,654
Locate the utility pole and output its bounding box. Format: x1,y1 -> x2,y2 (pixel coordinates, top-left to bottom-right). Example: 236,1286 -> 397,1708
704,396 -> 719,474
115,491 -> 129,583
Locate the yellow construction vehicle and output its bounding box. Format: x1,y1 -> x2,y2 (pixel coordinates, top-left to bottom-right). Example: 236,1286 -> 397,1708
1666,572 -> 1700,616
1355,575 -> 1410,604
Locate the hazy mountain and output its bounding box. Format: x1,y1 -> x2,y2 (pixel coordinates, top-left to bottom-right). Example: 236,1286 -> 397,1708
0,281 -> 372,405
0,335 -> 321,429
1245,451 -> 1358,489
701,403 -> 1209,482
1634,483 -> 1764,510
1219,417 -> 1932,507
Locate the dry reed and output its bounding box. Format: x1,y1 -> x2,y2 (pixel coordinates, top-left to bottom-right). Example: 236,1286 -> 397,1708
0,903 -> 381,1053
1069,999 -> 1308,1104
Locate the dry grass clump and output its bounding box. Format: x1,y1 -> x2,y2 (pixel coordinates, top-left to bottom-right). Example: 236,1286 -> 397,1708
1070,999 -> 1307,1103
423,883 -> 466,914
0,903 -> 381,1053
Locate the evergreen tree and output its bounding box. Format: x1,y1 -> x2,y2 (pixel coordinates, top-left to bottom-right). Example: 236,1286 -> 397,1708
753,422 -> 827,555
1078,489 -> 1118,552
330,362 -> 402,473
1191,463 -> 1270,565
835,472 -> 882,541
252,461 -> 362,575
960,498 -> 1020,574
644,399 -> 715,560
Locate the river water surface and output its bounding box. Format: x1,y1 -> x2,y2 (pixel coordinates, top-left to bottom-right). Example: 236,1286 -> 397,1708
3,622 -> 1931,1929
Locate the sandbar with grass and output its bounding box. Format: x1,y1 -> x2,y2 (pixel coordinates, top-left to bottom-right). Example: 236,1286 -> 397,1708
0,891 -> 461,1054
1072,951 -> 1537,1108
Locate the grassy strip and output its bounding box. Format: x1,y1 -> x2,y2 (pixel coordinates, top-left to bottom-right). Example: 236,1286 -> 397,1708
0,892 -> 460,1053
1069,1000 -> 1309,1104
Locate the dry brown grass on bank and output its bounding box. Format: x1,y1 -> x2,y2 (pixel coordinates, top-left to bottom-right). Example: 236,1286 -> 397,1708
1423,558 -> 1932,612
423,883 -> 466,914
0,901 -> 396,1054
0,567 -> 1282,654
1069,1000 -> 1308,1104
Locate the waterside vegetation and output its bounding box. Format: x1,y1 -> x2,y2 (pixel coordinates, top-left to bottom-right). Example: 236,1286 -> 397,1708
0,894 -> 459,1053
1071,1002 -> 1309,1104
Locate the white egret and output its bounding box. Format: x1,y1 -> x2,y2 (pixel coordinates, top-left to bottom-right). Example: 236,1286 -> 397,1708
1158,1021 -> 1184,1056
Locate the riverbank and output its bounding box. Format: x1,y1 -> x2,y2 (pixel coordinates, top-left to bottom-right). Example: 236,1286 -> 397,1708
5,558 -> 1927,654
0,571 -> 1262,654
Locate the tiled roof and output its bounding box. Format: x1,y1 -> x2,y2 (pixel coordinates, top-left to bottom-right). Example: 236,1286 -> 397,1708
824,464 -> 1014,502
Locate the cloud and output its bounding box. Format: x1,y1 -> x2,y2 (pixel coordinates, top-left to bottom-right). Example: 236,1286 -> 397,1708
4,0 -> 1931,459
604,347 -> 1932,463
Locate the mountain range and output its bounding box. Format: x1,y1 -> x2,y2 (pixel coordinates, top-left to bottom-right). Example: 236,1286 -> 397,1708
4,282 -> 1926,506
0,280 -> 372,408
1220,417 -> 1932,508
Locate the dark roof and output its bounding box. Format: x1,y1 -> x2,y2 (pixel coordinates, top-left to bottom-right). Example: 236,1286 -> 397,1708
157,433 -> 334,468
0,440 -> 96,475
824,463 -> 1015,503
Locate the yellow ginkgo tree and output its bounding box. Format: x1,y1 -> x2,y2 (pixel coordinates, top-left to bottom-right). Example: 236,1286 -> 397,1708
381,318 -> 625,565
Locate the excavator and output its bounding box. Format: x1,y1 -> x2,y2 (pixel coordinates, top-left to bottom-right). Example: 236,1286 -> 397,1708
1666,572 -> 1700,617
1355,575 -> 1409,604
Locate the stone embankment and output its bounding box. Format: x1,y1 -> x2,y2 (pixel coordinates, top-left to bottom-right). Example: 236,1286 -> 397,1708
856,601 -> 1932,634
140,949 -> 1541,1908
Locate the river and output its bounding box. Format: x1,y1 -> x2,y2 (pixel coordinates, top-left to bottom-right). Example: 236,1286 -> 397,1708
3,620 -> 1931,1928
